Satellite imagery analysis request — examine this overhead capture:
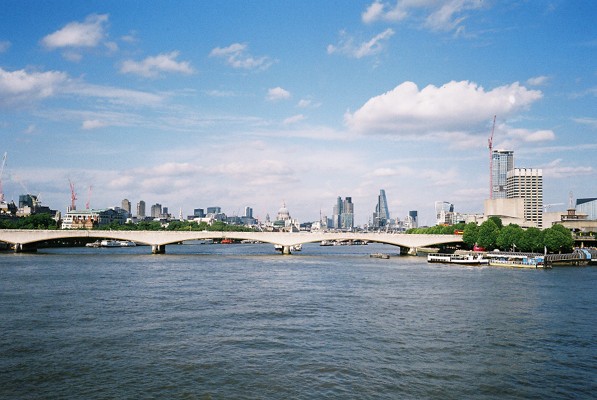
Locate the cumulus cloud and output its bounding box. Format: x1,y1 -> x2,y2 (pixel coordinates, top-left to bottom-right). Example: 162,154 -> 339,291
42,14 -> 109,49
267,87 -> 291,101
542,159 -> 594,179
0,67 -> 68,105
120,51 -> 194,78
345,80 -> 543,136
506,127 -> 555,142
209,43 -> 273,70
362,0 -> 484,32
327,28 -> 394,59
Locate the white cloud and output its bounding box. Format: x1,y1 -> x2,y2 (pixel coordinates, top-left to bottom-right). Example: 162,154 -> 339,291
507,127 -> 555,142
573,117 -> 597,128
0,67 -> 68,105
209,43 -> 273,70
42,14 -> 109,49
327,28 -> 394,59
82,119 -> 108,130
345,80 -> 543,136
527,76 -> 550,86
283,114 -> 306,125
120,51 -> 194,78
267,87 -> 291,101
0,40 -> 11,53
542,159 -> 594,179
361,0 -> 484,32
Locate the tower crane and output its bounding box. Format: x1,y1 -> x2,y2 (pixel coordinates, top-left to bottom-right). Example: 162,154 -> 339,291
0,152 -> 6,203
85,185 -> 93,209
488,115 -> 496,200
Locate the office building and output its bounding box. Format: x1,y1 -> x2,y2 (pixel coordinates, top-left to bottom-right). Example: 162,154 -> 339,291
576,198 -> 597,220
507,168 -> 543,228
151,203 -> 162,219
121,199 -> 131,216
491,150 -> 514,199
435,201 -> 455,225
408,210 -> 418,228
332,196 -> 354,230
373,189 -> 390,228
206,206 -> 221,215
137,200 -> 146,218
245,207 -> 253,219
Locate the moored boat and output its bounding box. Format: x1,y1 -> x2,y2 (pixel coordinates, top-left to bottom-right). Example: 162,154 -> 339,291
427,253 -> 488,265
486,253 -> 547,269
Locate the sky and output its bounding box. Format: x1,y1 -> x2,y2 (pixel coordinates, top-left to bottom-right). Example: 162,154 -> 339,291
0,1 -> 596,226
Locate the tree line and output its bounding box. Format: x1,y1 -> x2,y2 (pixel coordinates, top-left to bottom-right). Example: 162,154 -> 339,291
408,217 -> 575,254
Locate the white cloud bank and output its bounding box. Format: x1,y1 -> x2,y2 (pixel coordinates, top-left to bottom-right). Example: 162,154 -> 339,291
345,80 -> 543,137
120,51 -> 194,78
41,14 -> 109,49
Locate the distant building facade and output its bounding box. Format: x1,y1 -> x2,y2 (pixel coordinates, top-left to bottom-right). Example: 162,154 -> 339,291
137,200 -> 146,218
435,201 -> 455,225
576,198 -> 597,220
61,208 -> 127,229
507,168 -> 543,228
121,199 -> 131,216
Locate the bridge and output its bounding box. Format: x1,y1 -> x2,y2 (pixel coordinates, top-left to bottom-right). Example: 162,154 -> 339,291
0,229 -> 463,254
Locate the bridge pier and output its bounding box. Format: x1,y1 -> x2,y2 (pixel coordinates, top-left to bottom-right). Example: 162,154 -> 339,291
14,243 -> 37,253
151,244 -> 166,254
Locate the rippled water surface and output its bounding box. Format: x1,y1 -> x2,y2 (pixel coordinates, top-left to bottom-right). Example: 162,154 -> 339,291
1,243 -> 596,399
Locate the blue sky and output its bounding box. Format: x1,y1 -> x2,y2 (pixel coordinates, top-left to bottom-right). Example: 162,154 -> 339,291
0,1 -> 595,226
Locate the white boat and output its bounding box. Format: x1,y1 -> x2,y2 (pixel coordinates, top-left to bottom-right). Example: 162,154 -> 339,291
427,253 -> 488,265
370,253 -> 390,259
486,254 -> 546,269
99,240 -> 136,247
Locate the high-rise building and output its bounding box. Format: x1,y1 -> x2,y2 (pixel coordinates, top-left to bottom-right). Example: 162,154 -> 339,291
193,208 -> 205,218
121,199 -> 131,216
373,189 -> 390,228
206,206 -> 221,215
332,196 -> 354,230
507,168 -> 543,227
491,150 -> 514,199
341,197 -> 354,230
137,200 -> 146,218
435,201 -> 454,225
151,203 -> 162,219
408,210 -> 418,228
245,206 -> 253,219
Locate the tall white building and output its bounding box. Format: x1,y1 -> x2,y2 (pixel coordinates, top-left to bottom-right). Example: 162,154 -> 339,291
435,201 -> 455,225
507,168 -> 543,228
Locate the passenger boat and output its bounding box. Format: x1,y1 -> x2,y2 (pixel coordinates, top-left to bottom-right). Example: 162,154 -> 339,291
370,253 -> 390,259
486,254 -> 547,269
427,253 -> 488,265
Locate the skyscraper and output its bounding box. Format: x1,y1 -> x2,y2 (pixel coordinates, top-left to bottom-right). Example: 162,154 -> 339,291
332,196 -> 354,230
408,210 -> 418,228
121,199 -> 131,216
137,200 -> 146,218
491,150 -> 514,199
507,168 -> 543,227
435,201 -> 454,225
151,203 -> 162,219
373,189 -> 390,228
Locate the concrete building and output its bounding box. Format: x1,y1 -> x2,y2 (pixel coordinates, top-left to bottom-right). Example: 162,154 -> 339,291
491,150 -> 514,199
137,200 -> 146,218
150,203 -> 162,219
507,168 -> 543,228
61,208 -> 127,229
121,199 -> 131,216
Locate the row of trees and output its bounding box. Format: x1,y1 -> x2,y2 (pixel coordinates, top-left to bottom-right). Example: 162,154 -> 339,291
408,217 -> 575,254
0,214 -> 58,230
100,219 -> 254,232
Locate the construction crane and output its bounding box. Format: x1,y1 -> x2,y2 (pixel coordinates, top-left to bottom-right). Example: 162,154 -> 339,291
488,115 -> 496,200
0,152 -> 6,203
68,179 -> 77,211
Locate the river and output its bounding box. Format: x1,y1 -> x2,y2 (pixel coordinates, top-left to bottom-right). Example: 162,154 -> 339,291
1,243 -> 595,399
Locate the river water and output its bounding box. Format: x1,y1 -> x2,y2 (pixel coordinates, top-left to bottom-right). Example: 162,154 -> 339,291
1,243 -> 595,399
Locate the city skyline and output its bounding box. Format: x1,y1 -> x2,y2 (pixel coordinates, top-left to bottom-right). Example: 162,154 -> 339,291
0,2 -> 595,226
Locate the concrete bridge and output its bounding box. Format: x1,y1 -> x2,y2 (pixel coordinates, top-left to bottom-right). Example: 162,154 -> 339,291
0,229 -> 463,254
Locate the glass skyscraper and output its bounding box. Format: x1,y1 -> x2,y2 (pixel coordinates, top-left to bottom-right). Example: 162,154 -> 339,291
491,150 -> 514,199
373,189 -> 390,228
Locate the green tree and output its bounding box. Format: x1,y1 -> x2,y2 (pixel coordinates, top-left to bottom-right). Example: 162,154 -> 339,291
488,216 -> 503,230
543,224 -> 574,253
496,224 -> 523,251
462,222 -> 479,248
519,227 -> 543,253
477,219 -> 500,250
